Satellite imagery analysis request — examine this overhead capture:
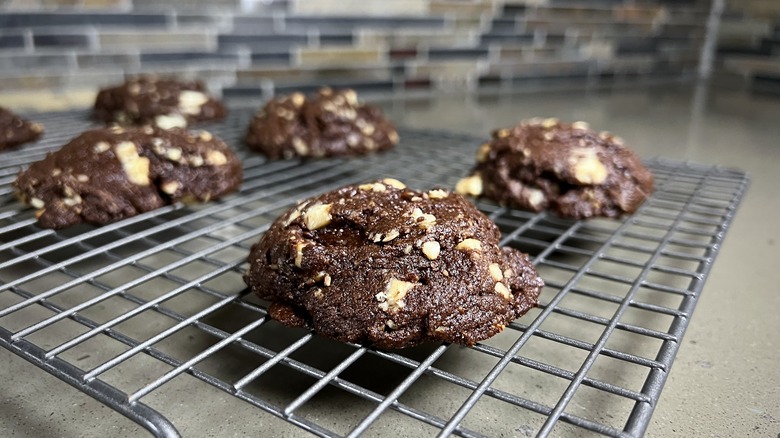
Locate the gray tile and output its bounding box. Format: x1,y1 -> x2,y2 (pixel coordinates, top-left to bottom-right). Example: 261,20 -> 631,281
0,53 -> 73,70
284,16 -> 446,33
33,33 -> 91,48
220,85 -> 263,98
320,34 -> 353,46
0,12 -> 168,28
230,16 -> 278,33
140,51 -> 240,64
490,19 -> 518,33
250,51 -> 290,64
175,13 -> 232,28
0,34 -> 25,50
501,4 -> 527,15
131,0 -> 240,10
428,47 -> 490,60
480,33 -> 535,45
76,53 -> 139,69
218,34 -> 307,49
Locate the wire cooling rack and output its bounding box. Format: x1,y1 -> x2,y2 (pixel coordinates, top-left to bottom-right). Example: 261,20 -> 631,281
0,110 -> 748,437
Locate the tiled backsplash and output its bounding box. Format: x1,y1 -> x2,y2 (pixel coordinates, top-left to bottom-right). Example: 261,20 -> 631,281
716,0 -> 780,93
0,0 -> 716,109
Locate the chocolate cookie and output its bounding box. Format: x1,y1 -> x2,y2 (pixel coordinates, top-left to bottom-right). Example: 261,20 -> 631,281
14,126 -> 242,229
244,87 -> 399,159
456,118 -> 654,219
244,179 -> 543,349
0,107 -> 44,151
93,76 -> 227,129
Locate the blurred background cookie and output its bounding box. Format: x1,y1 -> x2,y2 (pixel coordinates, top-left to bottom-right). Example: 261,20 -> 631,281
245,87 -> 399,159
0,107 -> 44,152
93,76 -> 227,129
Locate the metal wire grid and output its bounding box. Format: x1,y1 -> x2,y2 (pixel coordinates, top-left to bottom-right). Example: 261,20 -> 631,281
0,110 -> 748,438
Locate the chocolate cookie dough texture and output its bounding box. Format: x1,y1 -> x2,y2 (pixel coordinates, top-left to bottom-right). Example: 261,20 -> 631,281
457,118 -> 654,219
245,179 -> 543,349
93,76 -> 227,129
0,107 -> 44,151
244,87 -> 399,159
14,126 -> 242,229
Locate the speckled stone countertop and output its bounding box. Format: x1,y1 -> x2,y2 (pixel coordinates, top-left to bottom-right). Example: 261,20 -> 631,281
1,83 -> 778,437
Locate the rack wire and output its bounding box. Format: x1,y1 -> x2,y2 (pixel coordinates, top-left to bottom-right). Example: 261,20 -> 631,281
0,109 -> 748,437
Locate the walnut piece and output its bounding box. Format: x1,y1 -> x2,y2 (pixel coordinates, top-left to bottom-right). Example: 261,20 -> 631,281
382,178 -> 406,189
455,174 -> 483,196
382,229 -> 400,242
178,90 -> 209,115
343,89 -> 358,106
411,207 -> 436,230
293,137 -> 309,155
377,278 -> 416,313
154,114 -> 187,130
388,130 -> 400,144
421,241 -> 440,260
206,150 -> 228,166
93,141 -> 110,153
303,203 -> 332,230
494,282 -> 512,300
489,263 -> 504,281
114,141 -> 150,186
290,92 -> 305,108
456,238 -> 482,252
359,182 -> 386,192
161,181 -> 180,195
30,197 -> 45,209
527,188 -> 545,208
476,143 -> 491,162
166,147 -> 182,162
572,150 -> 608,184
427,189 -> 448,199
572,121 -> 590,130
294,241 -> 305,268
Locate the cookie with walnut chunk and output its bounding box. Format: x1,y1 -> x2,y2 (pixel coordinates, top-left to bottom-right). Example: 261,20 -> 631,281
0,106 -> 44,151
93,76 -> 227,129
244,179 -> 543,349
14,126 -> 242,229
244,87 -> 399,159
456,118 -> 654,219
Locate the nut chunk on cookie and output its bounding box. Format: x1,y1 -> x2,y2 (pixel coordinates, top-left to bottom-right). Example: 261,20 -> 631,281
456,118 -> 654,219
244,179 -> 543,349
93,76 -> 227,129
14,126 -> 242,229
0,107 -> 44,152
245,87 -> 399,159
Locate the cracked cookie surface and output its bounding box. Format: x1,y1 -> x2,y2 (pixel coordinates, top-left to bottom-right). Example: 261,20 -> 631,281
14,126 -> 242,229
245,87 -> 399,159
456,118 -> 654,219
244,179 -> 543,349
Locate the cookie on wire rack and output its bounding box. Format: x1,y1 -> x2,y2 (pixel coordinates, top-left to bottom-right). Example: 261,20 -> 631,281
14,125 -> 242,229
244,179 -> 543,349
0,106 -> 44,152
456,118 -> 654,219
245,87 -> 399,159
93,76 -> 227,129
